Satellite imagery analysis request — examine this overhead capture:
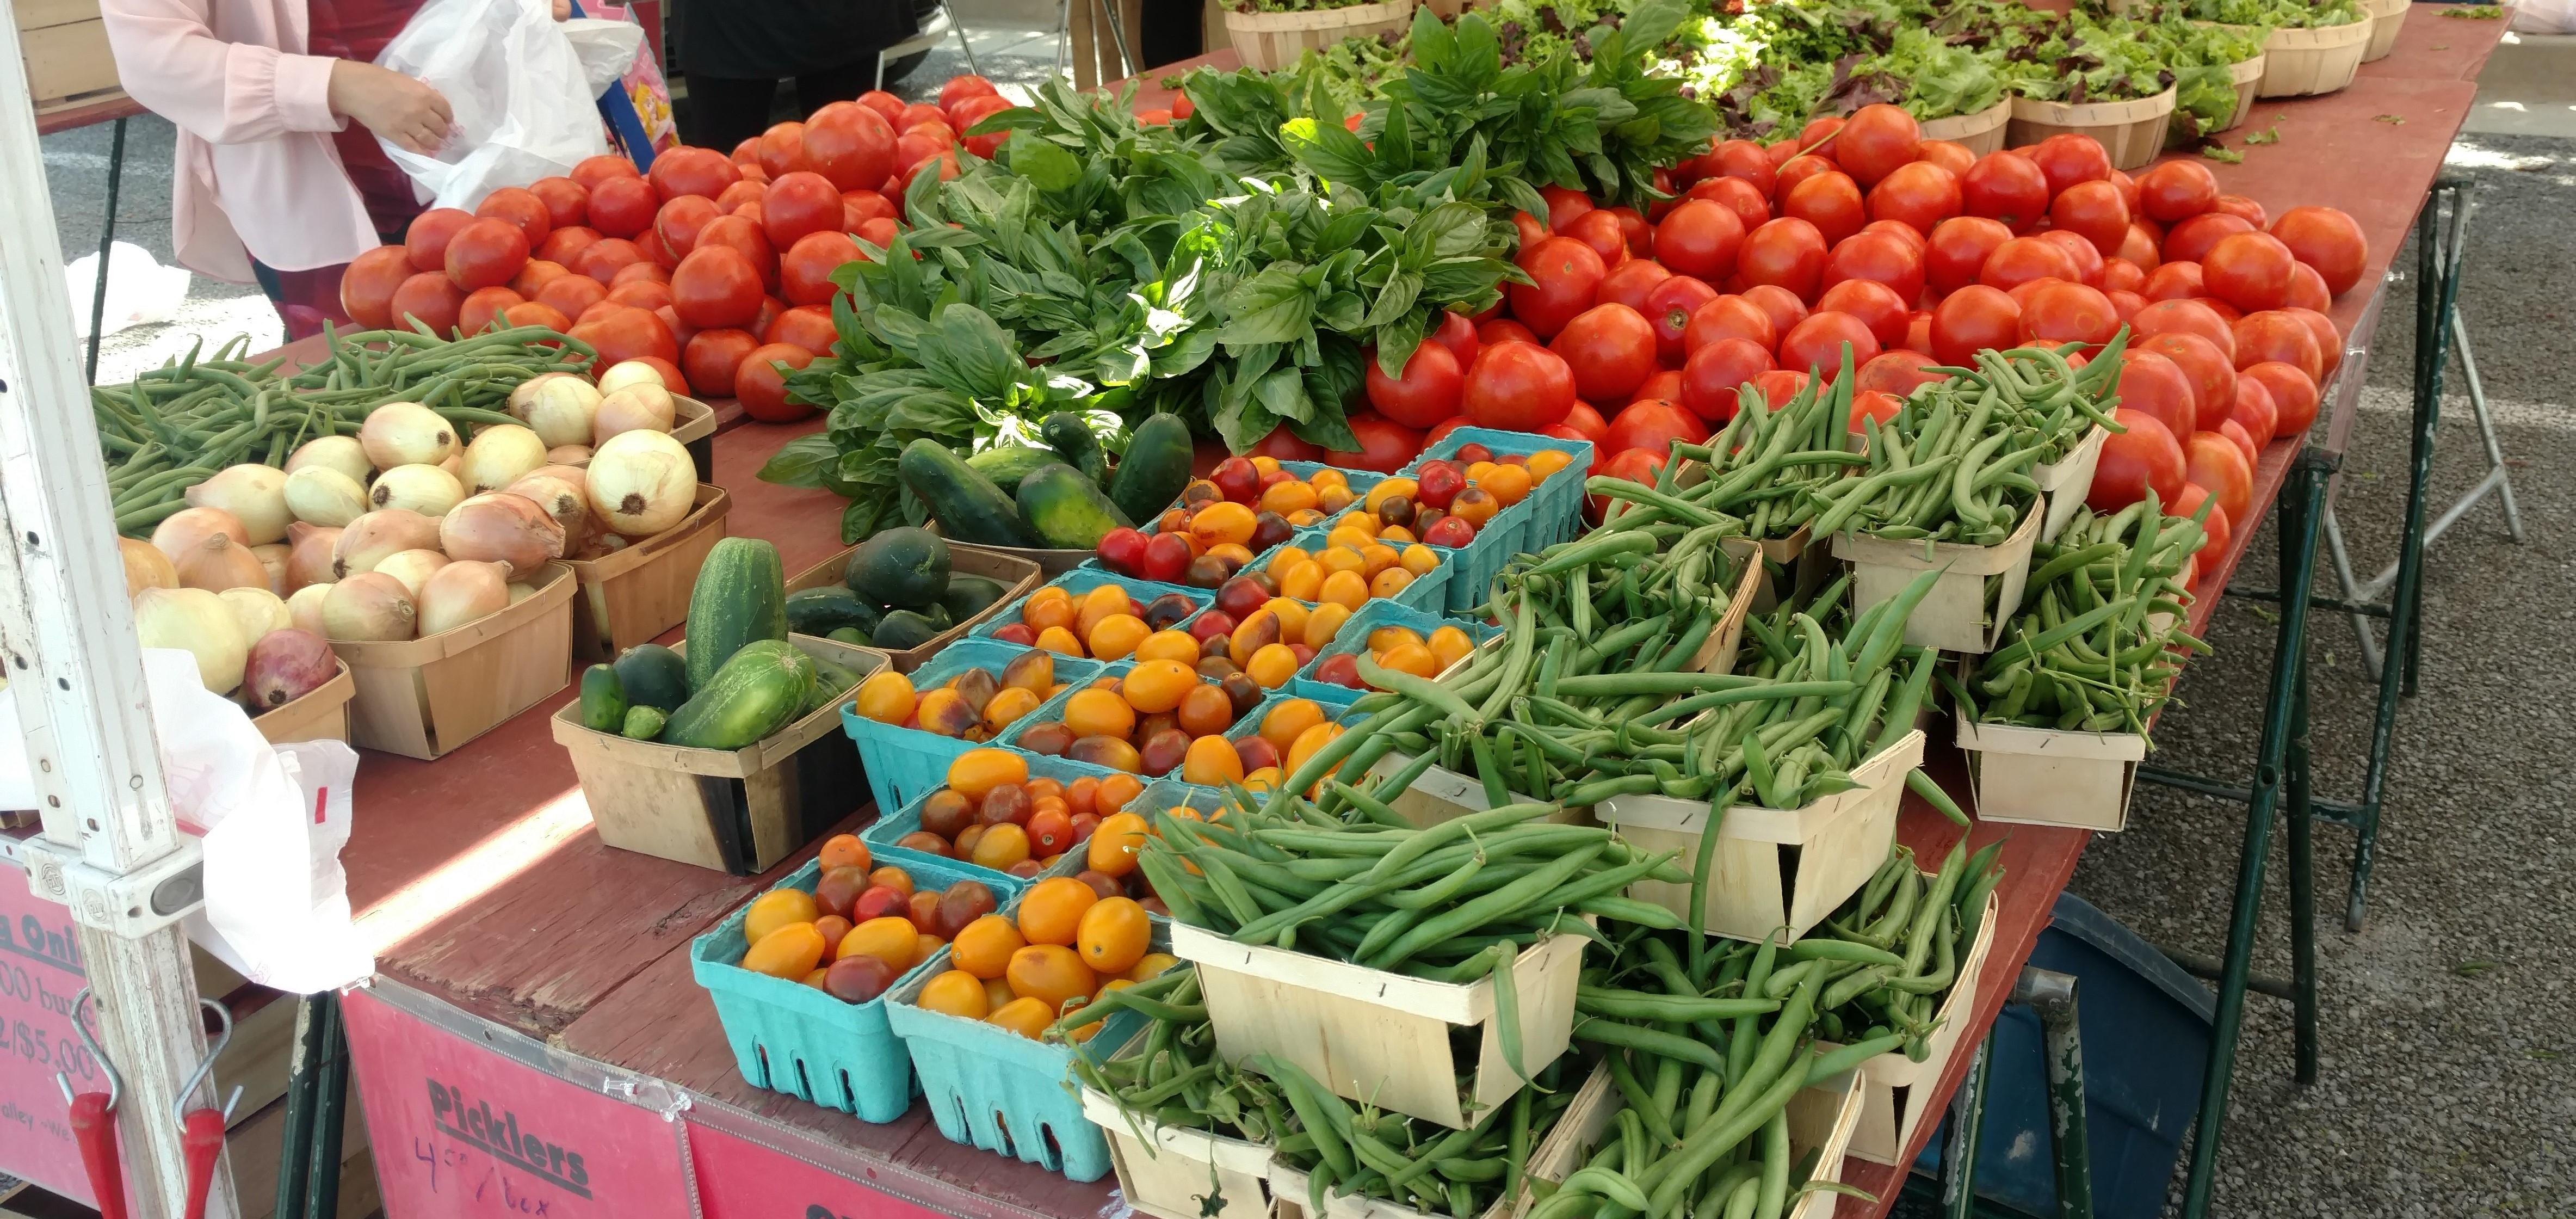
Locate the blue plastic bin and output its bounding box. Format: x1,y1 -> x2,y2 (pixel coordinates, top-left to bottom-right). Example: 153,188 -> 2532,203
862,752 -> 1121,881
1289,600 -> 1499,706
968,569 -> 1214,645
1910,893 -> 2216,1219
843,641 -> 1104,816
690,855 -> 1028,1122
1403,426 -> 1595,551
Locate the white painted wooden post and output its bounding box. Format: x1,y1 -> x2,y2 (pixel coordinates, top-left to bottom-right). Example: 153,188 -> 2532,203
0,15 -> 240,1219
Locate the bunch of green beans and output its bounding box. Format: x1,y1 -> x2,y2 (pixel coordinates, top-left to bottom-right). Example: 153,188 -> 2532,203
1818,335 -> 2128,547
1804,839 -> 2003,1058
1947,492 -> 2213,735
1062,969 -> 1285,1139
97,325 -> 593,534
1262,1051 -> 1585,1217
1624,348 -> 1873,544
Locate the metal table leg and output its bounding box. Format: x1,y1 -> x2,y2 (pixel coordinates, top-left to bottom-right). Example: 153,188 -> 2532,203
2011,968 -> 2093,1219
1941,1033 -> 1997,1219
84,115 -> 128,385
274,992 -> 350,1219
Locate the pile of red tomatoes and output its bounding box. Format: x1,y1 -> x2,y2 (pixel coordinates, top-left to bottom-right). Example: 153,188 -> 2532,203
1259,103 -> 2366,559
336,75 -> 1017,422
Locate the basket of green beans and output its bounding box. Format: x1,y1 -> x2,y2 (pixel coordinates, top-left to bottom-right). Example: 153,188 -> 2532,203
1651,350 -> 1876,612
1262,1054 -> 1599,1219
1071,970 -> 1287,1219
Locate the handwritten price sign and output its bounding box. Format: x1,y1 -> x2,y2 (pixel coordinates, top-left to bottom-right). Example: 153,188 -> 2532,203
0,874 -> 110,1208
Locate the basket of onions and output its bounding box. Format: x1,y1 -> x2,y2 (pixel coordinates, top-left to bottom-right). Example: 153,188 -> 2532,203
120,537 -> 354,744
507,363 -> 734,663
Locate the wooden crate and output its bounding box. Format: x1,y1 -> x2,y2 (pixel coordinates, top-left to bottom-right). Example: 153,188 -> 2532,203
565,483 -> 730,663
786,541 -> 1042,673
553,634 -> 887,873
1832,506 -> 2042,655
1831,892 -> 2001,1164
1918,96 -> 2012,155
2254,21 -> 2369,97
1956,718 -> 2147,832
2007,88 -> 2176,170
16,0 -> 121,110
2031,425 -> 2107,544
1268,1062 -> 1617,1219
1596,730 -> 1925,944
1222,0 -> 1417,71
672,395 -> 718,483
250,660 -> 355,745
1170,921 -> 1586,1130
331,562 -> 576,759
1078,1029 -> 1277,1219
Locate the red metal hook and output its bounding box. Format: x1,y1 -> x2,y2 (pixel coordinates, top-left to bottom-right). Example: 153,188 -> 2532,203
172,997 -> 239,1219
59,988 -> 129,1219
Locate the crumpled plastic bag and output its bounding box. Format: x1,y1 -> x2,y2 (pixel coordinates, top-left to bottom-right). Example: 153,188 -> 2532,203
375,0 -> 640,208
64,242 -> 191,339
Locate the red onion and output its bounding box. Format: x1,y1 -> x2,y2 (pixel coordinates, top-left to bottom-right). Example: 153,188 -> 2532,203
243,628 -> 337,709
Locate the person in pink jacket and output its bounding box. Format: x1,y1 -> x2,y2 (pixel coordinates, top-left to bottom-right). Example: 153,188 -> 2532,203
100,0 -> 565,339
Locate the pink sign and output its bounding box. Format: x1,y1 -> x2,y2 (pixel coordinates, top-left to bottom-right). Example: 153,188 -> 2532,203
343,988 -> 695,1219
0,875 -> 118,1209
687,1124 -> 951,1219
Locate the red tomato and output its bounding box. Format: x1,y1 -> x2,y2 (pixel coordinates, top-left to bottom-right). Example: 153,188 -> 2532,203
1603,206 -> 1653,259
586,175 -> 659,239
2241,362 -> 2320,435
509,258 -> 569,300
1782,171 -> 1865,247
1644,276 -> 1718,366
682,328 -> 760,397
1590,448 -> 1669,518
1960,152 -> 2049,231
524,177 -> 589,231
1365,341 -> 1466,429
1741,284 -> 1809,338
1979,237 -> 2076,292
1513,211 -> 1549,250
2101,258 -> 2146,295
856,217 -> 899,252
1631,369 -> 1684,406
762,171 -> 845,251
671,245 -> 765,329
570,154 -> 639,192
1653,200 -> 1745,282
2143,261 -> 2206,302
456,286 -> 522,336
2191,295 -> 2243,324
1540,185 -> 1596,234
750,295 -> 787,342
1918,139 -> 1974,176
2114,349 -> 2198,442
650,147 -> 741,202
1679,337 -> 1774,424
730,137 -> 761,167
1479,318 -> 1539,347
2118,223 -> 2164,274
2047,181 -> 2129,258
1738,219 -> 1828,301
1904,310 -> 1933,354
2017,282 -> 2118,348
952,96 -> 1014,158
2219,418 -> 2261,470
2164,213 -> 2254,265
1708,139 -> 1778,196
805,103 -> 899,193
757,122 -> 809,178
1429,310 -> 1480,371
1683,294 -> 1775,356
2135,159 -> 2219,224
2203,232 -> 2297,313
1851,389 -> 1903,432
2282,307 -> 2343,378
856,90 -> 906,125
536,271 -> 609,319
1793,116 -> 1846,158
1561,210 -> 1630,267
2027,134 -> 2111,198
782,231 -> 863,306
2037,230 -> 2106,289
1817,280 -> 1910,350
1752,370 -> 1812,409
2211,194 -> 2268,227
1861,219 -> 1926,254
2140,332 -> 2238,432
940,75 -> 1000,111
1249,426 -> 1326,462
1603,399 -> 1707,459
766,304 -> 838,353
2232,310 -> 2324,380
2284,262 -> 2333,313
1422,417 -> 1474,448
443,218 -> 528,292
606,280 -> 672,312
2087,407 -> 2188,512
1462,341 -> 1577,430
2185,430 -> 2254,525
897,102 -> 946,133
534,225 -> 600,268
1778,311 -> 1880,382
1509,237 -> 1608,340
2171,483 -> 2232,560
1597,259 -> 1672,315
1775,155 -> 1839,198
1692,176 -> 1771,235
1834,103 -> 1921,187
503,300 -> 573,332
1865,161 -> 1961,235
2007,276 -> 2064,312
1818,231 -> 1924,311
843,189 -> 897,226
2269,206 -> 2367,297
654,195 -> 722,261
695,214 -> 777,291
1855,350 -> 1944,399
339,245 -> 414,329
390,272 -> 465,334
404,208 -> 476,273
736,343 -> 817,422
1550,304 -> 1658,403
1930,285 -> 2021,367
569,306 -> 677,368
475,187 -> 552,250
1925,216 -> 2012,297
1325,412 -> 1423,473
2230,374 -> 2279,444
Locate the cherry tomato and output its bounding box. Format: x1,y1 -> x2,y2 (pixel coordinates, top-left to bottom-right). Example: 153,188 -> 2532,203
682,328 -> 761,397
1738,218 -> 1828,301
1602,399 -> 1707,459
404,208 -> 477,273
1325,412 -> 1423,473
649,146 -> 741,202
443,218 -> 529,292
1644,275 -> 1719,366
1550,304 -> 1658,403
1679,337 -> 1773,424
1654,200 -> 1746,282
1960,152 -> 2049,231
1929,285 -> 2021,367
805,102 -> 899,193
1462,341 -> 1577,430
2086,407 -> 2188,512
1818,231 -> 1924,309
340,245 -> 415,329
1364,341 -> 1465,429
2164,213 -> 2254,265
2112,349 -> 2198,442
1509,236 -> 1608,340
735,343 -> 816,422
2135,159 -> 2219,224
1979,237 -> 2076,292
1833,103 -> 1921,187
2268,206 -> 2367,297
1777,311 -> 1879,383
1597,258 -> 1672,315
1782,171 -> 1865,247
1855,350 -> 1944,399
1865,160 -> 1961,235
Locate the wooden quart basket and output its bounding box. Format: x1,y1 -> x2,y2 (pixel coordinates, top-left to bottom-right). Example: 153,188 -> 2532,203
2033,425 -> 2108,544
1918,96 -> 2013,155
564,483 -> 731,663
1824,891 -> 2001,1163
2362,0 -> 2408,61
2224,54 -> 2268,131
2007,87 -> 2176,170
1832,505 -> 2044,655
1266,1062 -> 1621,1219
250,660 -> 356,745
330,561 -> 576,759
1956,718 -> 2148,832
2256,21 -> 2370,96
1525,1064 -> 1865,1219
1079,1029 -> 1279,1219
1223,0 -> 1416,71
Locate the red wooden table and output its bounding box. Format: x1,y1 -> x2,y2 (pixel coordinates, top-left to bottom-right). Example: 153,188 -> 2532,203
316,14 -> 2511,1218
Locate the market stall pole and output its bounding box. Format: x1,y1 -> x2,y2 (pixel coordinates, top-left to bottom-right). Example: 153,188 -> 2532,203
0,14 -> 239,1217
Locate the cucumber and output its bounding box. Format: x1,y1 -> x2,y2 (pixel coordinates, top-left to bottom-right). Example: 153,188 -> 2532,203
845,526 -> 949,610
1016,463 -> 1134,549
966,445 -> 1064,496
938,574 -> 1010,623
1041,413 -> 1111,486
613,643 -> 689,712
899,439 -> 1043,546
683,537 -> 788,694
620,705 -> 668,741
804,656 -> 865,716
826,625 -> 871,645
870,609 -> 945,650
663,640 -> 817,750
786,586 -> 882,637
1109,412 -> 1196,525
578,664 -> 628,732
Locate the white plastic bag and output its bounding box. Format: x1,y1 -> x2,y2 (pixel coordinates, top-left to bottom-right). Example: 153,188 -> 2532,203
374,0 -> 618,210
561,17 -> 646,95
64,242 -> 192,339
2512,0 -> 2576,34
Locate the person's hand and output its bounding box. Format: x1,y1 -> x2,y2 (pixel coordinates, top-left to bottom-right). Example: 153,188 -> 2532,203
551,0 -> 571,19
328,60 -> 455,154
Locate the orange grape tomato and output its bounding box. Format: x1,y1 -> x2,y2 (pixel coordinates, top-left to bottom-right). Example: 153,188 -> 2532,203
868,865 -> 916,898
1190,502 -> 1258,548
951,913 -> 1025,979
817,834 -> 870,872
1016,876 -> 1100,947
1096,773 -> 1144,815
1249,455 -> 1282,475
1121,660 -> 1199,716
1451,487 -> 1500,526
743,888 -> 819,944
1246,643 -> 1301,688
985,995 -> 1054,1039
1358,543 -> 1401,578
1126,951 -> 1181,983
1287,722 -> 1344,775
1076,583 -> 1134,638
1304,602 -> 1351,647
1077,897 -> 1152,975
801,968 -> 830,989
1034,625 -> 1086,656
982,686 -> 1042,730
1364,478 -> 1419,514
918,969 -> 990,1019
915,687 -> 976,737
946,748 -> 1028,798
1021,587 -> 1076,632
1062,688 -> 1139,740
837,916 -> 921,972
999,649 -> 1055,694
916,932 -> 946,962
1479,463 -> 1534,506
1278,562 -> 1324,602
855,671 -> 916,724
1181,735 -> 1247,786
1426,625 -> 1474,668
1369,568 -> 1417,599
1261,698 -> 1327,750
1368,625 -> 1427,654
1400,545 -> 1441,577
1087,613 -> 1151,661
739,921 -> 826,978
1316,484 -> 1356,513
1175,683 -> 1237,736
953,823 -> 991,860
969,822 -> 1033,870
1377,641 -> 1438,679
1258,479 -> 1319,515
1527,449 -> 1574,480
1005,943 -> 1099,1011
1086,811 -> 1150,876
1319,569 -> 1370,610
1134,629 -> 1201,665
1067,735 -> 1144,772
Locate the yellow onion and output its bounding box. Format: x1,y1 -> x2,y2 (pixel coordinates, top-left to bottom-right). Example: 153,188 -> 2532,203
285,527 -> 341,592
286,584 -> 331,636
251,543 -> 291,595
285,435 -> 372,484
332,508 -> 440,577
508,583 -> 539,604
462,423 -> 548,493
183,465 -> 291,545
418,560 -> 512,636
508,372 -> 571,420
373,549 -> 450,598
172,531 -> 270,592
596,360 -> 668,395
592,384 -> 676,443
218,586 -> 292,644
440,492 -> 565,577
370,463 -> 465,517
151,506 -> 249,562
503,472 -> 590,541
120,536 -> 178,596
522,377 -> 603,449
544,444 -> 593,467
588,429 -> 696,538
133,586 -> 248,693
283,465 -> 369,527
439,451 -> 464,478
243,628 -> 336,709
322,572 -> 417,642
358,402 -> 456,470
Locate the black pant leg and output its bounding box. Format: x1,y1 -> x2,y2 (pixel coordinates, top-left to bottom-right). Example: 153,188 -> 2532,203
684,75 -> 783,152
